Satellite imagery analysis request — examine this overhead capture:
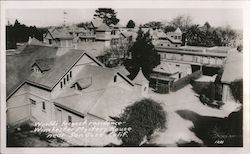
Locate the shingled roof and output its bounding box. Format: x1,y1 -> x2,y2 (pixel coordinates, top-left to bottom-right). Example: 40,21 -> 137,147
133,68 -> 149,85
6,45 -> 59,97
96,23 -> 111,32
91,17 -> 103,28
174,27 -> 182,34
6,45 -> 96,99
53,65 -> 137,120
32,58 -> 55,72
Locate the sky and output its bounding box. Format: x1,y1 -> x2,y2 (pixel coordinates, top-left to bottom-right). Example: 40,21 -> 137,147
5,8 -> 243,30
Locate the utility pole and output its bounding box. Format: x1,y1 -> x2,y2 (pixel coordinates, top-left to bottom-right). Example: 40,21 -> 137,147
63,11 -> 67,27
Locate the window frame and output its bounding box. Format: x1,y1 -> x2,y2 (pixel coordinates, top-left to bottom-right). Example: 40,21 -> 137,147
42,101 -> 46,111
114,75 -> 117,83
68,115 -> 72,123
30,99 -> 36,105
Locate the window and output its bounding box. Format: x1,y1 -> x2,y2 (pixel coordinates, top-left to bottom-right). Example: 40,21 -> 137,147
30,99 -> 36,105
114,75 -> 117,83
144,87 -> 147,91
64,78 -> 66,85
67,74 -> 69,81
175,36 -> 177,39
175,45 -> 178,47
42,102 -> 46,110
60,82 -> 63,88
179,73 -> 181,79
49,39 -> 52,44
68,115 -> 72,123
70,71 -> 72,78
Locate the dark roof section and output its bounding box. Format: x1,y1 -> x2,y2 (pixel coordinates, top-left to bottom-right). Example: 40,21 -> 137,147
27,49 -> 85,90
6,44 -> 105,100
6,45 -> 59,97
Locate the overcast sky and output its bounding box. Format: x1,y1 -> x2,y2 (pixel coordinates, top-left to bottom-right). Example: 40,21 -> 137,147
6,8 -> 243,30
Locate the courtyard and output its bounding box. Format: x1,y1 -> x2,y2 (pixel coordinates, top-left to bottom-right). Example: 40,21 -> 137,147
147,83 -> 241,146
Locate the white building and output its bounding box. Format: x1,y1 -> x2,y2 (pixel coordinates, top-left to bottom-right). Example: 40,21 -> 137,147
6,43 -> 148,146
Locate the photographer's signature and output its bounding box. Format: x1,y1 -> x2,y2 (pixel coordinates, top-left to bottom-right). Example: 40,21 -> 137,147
214,135 -> 240,144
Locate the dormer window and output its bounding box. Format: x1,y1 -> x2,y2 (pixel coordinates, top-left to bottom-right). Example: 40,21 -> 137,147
31,58 -> 54,74
71,77 -> 92,91
32,65 -> 41,73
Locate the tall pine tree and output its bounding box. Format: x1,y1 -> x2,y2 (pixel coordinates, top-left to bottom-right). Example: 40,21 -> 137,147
125,28 -> 160,79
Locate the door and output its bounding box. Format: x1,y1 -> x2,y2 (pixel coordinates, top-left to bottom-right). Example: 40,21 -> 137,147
55,107 -> 62,124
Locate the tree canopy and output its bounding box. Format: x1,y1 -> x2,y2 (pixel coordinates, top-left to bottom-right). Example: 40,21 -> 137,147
94,8 -> 120,26
230,79 -> 243,104
126,20 -> 136,28
110,98 -> 167,146
184,22 -> 239,47
169,15 -> 193,32
143,21 -> 163,30
125,28 -> 160,79
77,21 -> 91,28
6,19 -> 46,49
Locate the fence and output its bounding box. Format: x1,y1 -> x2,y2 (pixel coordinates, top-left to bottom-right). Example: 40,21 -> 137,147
171,70 -> 202,92
152,83 -> 170,94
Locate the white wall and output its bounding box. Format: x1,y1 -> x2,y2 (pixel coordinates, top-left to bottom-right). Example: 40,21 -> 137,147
51,54 -> 100,98
222,84 -> 235,103
7,83 -> 52,125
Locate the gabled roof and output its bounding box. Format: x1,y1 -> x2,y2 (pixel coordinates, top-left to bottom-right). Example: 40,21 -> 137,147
76,42 -> 107,57
6,44 -> 104,99
47,27 -> 74,40
133,68 -> 149,85
53,65 -> 137,120
91,17 -> 103,28
53,65 -> 134,117
31,58 -> 55,72
162,36 -> 182,44
27,50 -> 86,89
115,66 -> 130,76
68,26 -> 86,33
153,62 -> 179,75
221,50 -> 243,84
6,45 -> 59,97
174,27 -> 182,34
73,77 -> 92,90
28,37 -> 43,46
96,23 -> 111,32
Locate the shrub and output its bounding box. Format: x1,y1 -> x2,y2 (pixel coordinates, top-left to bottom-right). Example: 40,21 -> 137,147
230,79 -> 243,104
110,98 -> 167,146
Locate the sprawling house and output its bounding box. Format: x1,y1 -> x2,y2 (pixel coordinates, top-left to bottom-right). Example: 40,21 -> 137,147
6,39 -> 149,145
156,46 -> 232,69
43,27 -> 74,48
